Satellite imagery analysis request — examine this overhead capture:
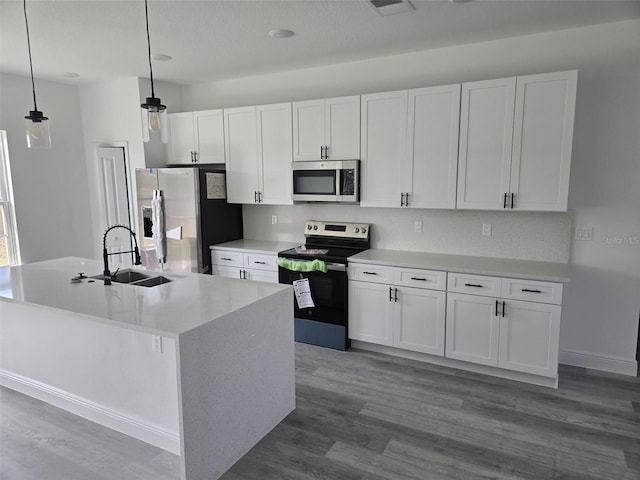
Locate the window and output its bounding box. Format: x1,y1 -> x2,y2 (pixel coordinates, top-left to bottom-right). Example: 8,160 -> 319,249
0,131 -> 20,266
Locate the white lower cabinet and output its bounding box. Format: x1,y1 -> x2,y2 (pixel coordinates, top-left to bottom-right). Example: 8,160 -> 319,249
349,264 -> 564,383
211,249 -> 279,283
445,273 -> 562,378
445,293 -> 500,367
349,264 -> 446,356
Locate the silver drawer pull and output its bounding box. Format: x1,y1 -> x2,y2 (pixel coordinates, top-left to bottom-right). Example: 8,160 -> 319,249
363,271 -> 379,275
253,261 -> 267,265
522,288 -> 542,293
410,277 -> 427,281
464,283 -> 483,288
221,257 -> 233,261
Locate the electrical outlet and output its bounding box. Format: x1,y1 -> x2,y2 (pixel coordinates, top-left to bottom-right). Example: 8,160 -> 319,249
271,215 -> 278,225
152,335 -> 163,354
482,223 -> 492,237
414,220 -> 423,233
575,226 -> 593,241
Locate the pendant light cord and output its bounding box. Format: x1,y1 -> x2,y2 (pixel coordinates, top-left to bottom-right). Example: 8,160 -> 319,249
23,0 -> 38,111
144,0 -> 156,99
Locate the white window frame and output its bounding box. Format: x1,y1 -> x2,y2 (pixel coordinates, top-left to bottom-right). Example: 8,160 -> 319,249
0,131 -> 21,266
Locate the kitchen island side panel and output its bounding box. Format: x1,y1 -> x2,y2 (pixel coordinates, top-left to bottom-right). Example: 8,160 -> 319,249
176,287 -> 295,480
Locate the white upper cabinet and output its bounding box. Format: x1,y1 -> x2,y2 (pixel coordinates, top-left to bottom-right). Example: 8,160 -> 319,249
360,90 -> 408,207
293,95 -> 360,161
256,103 -> 293,205
167,110 -> 225,164
457,71 -> 577,211
361,85 -> 460,209
457,77 -> 516,210
225,103 -> 293,205
407,84 -> 461,209
510,71 -> 577,211
224,106 -> 259,204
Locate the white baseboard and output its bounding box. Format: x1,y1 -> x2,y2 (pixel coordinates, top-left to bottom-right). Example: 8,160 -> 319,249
559,349 -> 638,376
0,369 -> 181,455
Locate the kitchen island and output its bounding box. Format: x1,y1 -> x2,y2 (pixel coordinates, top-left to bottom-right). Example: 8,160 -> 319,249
0,257 -> 295,480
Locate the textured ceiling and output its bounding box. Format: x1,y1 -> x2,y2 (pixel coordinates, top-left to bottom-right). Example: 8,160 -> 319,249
1,0 -> 639,85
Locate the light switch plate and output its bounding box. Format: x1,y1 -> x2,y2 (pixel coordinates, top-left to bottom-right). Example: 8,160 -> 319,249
482,224 -> 492,237
271,216 -> 278,225
414,220 -> 423,233
575,226 -> 593,241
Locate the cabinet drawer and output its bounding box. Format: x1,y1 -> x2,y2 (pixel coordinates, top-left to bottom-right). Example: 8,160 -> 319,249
244,253 -> 278,271
447,273 -> 502,296
348,263 -> 393,283
211,250 -> 243,267
501,278 -> 563,305
395,268 -> 446,291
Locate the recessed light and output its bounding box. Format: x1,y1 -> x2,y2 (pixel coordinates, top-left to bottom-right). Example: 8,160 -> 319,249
63,72 -> 80,78
151,54 -> 172,61
269,29 -> 295,39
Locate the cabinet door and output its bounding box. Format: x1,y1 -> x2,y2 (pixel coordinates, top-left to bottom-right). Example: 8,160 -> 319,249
360,91 -> 407,207
224,106 -> 259,204
445,293 -> 499,367
395,287 -> 446,356
194,109 -> 225,164
212,265 -> 243,279
407,84 -> 460,209
257,103 -> 293,205
167,113 -> 195,164
292,99 -> 325,161
325,95 -> 360,160
348,281 -> 394,346
457,78 -> 515,210
510,71 -> 577,211
498,300 -> 561,377
244,269 -> 279,284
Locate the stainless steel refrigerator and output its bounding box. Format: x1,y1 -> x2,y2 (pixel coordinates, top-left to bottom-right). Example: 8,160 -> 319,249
135,166 -> 243,273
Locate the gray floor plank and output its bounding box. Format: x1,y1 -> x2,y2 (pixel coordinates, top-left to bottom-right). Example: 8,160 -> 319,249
2,342 -> 639,480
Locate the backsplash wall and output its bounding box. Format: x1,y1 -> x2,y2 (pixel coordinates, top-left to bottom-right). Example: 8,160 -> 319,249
242,204 -> 572,263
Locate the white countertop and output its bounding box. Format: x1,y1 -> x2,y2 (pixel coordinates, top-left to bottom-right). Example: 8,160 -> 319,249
210,239 -> 300,255
0,257 -> 290,337
348,249 -> 571,283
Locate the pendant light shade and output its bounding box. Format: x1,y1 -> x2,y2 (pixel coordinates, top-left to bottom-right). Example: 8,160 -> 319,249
141,0 -> 168,143
23,0 -> 51,149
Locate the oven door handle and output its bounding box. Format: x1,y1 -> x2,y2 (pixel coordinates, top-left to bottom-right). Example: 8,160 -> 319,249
325,262 -> 346,272
279,257 -> 346,272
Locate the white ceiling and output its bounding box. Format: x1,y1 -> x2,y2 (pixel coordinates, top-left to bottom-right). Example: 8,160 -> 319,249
1,0 -> 639,85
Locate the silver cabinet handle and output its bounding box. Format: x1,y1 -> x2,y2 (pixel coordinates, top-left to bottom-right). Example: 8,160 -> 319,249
221,257 -> 233,261
465,283 -> 483,288
400,192 -> 405,207
405,192 -> 410,206
363,271 -> 379,275
522,288 -> 541,293
253,261 -> 266,265
410,277 -> 427,281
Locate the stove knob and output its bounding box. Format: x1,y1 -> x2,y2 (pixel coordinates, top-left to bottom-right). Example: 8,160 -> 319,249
362,228 -> 367,234
313,225 -> 318,230
307,225 -> 313,230
354,227 -> 360,233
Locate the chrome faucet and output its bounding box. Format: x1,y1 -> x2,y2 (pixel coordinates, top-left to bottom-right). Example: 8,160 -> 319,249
102,224 -> 142,285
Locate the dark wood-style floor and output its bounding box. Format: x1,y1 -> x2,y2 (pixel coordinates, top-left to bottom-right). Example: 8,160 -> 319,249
1,343 -> 639,480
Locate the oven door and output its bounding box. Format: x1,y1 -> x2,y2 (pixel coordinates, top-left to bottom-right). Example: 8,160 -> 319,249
278,260 -> 349,350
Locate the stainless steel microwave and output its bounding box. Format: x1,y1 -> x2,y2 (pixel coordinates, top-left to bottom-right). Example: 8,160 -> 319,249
291,160 -> 359,204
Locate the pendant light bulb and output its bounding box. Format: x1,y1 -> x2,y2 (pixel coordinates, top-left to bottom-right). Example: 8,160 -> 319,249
23,0 -> 51,149
141,0 -> 168,143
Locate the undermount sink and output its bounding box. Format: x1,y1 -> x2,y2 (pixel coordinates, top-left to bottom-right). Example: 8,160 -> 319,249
90,269 -> 172,288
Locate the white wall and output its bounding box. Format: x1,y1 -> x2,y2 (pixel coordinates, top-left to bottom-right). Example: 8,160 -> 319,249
78,77 -> 182,258
0,73 -> 93,263
184,19 -> 640,373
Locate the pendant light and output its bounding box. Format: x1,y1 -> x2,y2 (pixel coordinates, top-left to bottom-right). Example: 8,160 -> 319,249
23,0 -> 51,149
140,0 -> 168,143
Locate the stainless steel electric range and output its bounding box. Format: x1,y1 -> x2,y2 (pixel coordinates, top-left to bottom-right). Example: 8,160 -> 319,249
278,220 -> 370,350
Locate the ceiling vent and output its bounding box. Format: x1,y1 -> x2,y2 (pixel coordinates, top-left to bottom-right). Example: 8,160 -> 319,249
369,0 -> 414,16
